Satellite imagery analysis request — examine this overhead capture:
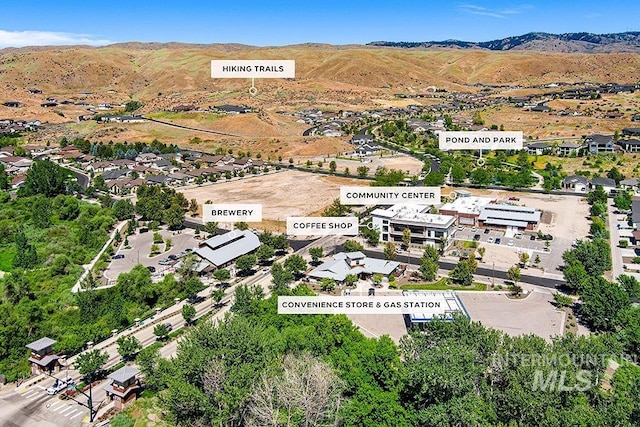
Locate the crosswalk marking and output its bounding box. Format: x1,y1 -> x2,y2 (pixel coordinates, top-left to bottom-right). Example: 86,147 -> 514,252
54,404 -> 73,413
69,411 -> 84,420
64,409 -> 80,418
59,406 -> 76,415
47,401 -> 61,409
23,390 -> 39,398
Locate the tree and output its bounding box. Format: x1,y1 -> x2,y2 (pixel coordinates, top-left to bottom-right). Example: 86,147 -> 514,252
587,187 -> 607,205
362,226 -> 380,246
420,257 -> 438,281
343,239 -> 365,253
590,217 -> 607,238
309,246 -> 324,264
182,304 -> 197,325
20,160 -> 69,197
449,260 -> 473,285
246,354 -> 343,427
451,164 -> 467,183
329,160 -> 337,174
472,111 -> 485,125
283,254 -> 307,276
112,199 -> 135,220
345,274 -> 358,287
507,265 -> 521,286
150,243 -> 159,255
614,192 -> 633,211
256,244 -> 275,263
553,292 -> 573,308
619,274 -> 640,299
236,254 -> 257,275
189,198 -> 198,216
607,167 -> 625,185
270,261 -> 293,291
580,276 -> 631,331
401,228 -> 411,250
477,246 -> 486,261
117,335 -> 141,361
423,172 -> 445,186
271,234 -> 289,252
320,277 -> 336,292
470,168 -> 491,186
213,268 -> 231,283
165,238 -> 172,251
13,229 -> 38,269
211,288 -> 225,308
163,203 -> 185,230
519,252 -> 530,267
357,166 -> 370,177
204,222 -> 218,236
384,242 -> 397,260
154,323 -> 170,340
75,349 -> 108,380
563,259 -> 590,294
177,253 -> 199,283
234,221 -> 249,231
563,238 -> 611,277
372,273 -> 383,286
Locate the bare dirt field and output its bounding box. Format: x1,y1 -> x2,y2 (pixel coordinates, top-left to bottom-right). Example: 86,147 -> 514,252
303,154 -> 425,177
181,170 -> 368,226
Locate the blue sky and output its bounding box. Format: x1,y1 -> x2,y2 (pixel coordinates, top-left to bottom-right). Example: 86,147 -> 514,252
0,1 -> 638,48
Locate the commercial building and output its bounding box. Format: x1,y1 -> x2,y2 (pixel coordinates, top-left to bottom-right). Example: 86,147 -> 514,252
308,251 -> 400,283
194,230 -> 261,270
477,204 -> 541,231
371,204 -> 457,247
439,194 -> 495,226
402,290 -> 470,324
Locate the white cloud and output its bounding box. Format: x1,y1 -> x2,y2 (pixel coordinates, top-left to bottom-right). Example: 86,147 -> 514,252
0,30 -> 112,48
458,3 -> 533,19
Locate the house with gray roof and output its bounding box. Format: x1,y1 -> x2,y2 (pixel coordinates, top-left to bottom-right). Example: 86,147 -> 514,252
26,337 -> 61,375
104,365 -> 140,410
562,175 -> 589,193
308,251 -> 399,283
585,134 -> 615,155
590,177 -> 617,195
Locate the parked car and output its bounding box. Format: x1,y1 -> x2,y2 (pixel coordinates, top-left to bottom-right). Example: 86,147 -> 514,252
158,258 -> 172,265
167,254 -> 178,261
509,196 -> 520,201
473,234 -> 481,241
487,237 -> 494,244
495,238 -> 501,245
508,240 -> 514,247
46,378 -> 73,395
457,225 -> 465,231
112,254 -> 125,260
484,229 -> 490,234
139,227 -> 149,233
164,322 -> 173,332
146,266 -> 156,273
530,235 -> 536,241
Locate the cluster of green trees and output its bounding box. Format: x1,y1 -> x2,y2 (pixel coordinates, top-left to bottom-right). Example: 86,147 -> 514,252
135,285 -> 640,426
0,195 -> 116,380
61,137 -> 179,161
135,184 -> 187,229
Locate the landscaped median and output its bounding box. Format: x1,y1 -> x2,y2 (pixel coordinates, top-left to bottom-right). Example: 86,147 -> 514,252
399,277 -> 488,291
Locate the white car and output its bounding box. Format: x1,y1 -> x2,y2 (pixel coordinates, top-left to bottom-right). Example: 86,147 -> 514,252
487,237 -> 495,244
46,378 -> 73,395
508,240 -> 514,247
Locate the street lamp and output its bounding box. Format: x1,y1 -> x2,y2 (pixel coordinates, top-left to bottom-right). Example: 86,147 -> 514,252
492,261 -> 495,287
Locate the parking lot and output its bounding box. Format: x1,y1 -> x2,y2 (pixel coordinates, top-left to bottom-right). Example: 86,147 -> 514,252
105,227 -> 201,282
458,290 -> 565,341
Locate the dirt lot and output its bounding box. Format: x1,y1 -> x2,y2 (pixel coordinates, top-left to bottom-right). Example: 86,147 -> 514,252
303,153 -> 425,177
181,170 -> 368,227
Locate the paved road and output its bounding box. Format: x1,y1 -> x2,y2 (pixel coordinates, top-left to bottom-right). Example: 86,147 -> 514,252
363,249 -> 565,289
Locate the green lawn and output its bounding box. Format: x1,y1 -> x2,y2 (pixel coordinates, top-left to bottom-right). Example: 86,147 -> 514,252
400,278 -> 487,291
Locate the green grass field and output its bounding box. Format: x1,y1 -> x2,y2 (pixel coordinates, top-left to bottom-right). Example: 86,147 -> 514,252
400,278 -> 487,291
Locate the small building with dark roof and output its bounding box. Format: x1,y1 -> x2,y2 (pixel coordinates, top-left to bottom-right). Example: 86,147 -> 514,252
26,337 -> 61,375
590,177 -> 617,195
104,365 -> 141,410
585,134 -> 615,155
562,175 -> 589,193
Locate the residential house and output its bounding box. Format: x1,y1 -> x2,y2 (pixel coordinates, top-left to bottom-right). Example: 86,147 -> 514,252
530,104 -> 551,112
619,178 -> 640,194
215,104 -> 251,114
557,142 -> 583,156
562,175 -> 590,193
585,134 -> 615,155
2,101 -> 20,108
526,142 -> 551,156
354,143 -> 380,157
622,128 -> 640,137
590,177 -> 617,195
351,134 -> 375,145
616,138 -> 640,153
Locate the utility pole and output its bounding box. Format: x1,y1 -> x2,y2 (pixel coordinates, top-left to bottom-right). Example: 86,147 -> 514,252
68,373 -> 101,422
492,261 -> 495,287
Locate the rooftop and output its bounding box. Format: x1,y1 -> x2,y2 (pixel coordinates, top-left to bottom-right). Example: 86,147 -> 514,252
195,230 -> 260,267
440,196 -> 495,215
402,290 -> 469,322
373,204 -> 455,227
26,337 -> 56,352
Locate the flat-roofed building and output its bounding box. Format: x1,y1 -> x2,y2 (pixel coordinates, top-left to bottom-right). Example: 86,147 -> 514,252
372,204 -> 456,248
477,204 -> 541,231
402,290 -> 470,324
439,195 -> 496,226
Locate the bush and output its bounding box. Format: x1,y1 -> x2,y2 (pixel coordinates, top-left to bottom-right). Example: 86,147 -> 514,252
619,240 -> 629,248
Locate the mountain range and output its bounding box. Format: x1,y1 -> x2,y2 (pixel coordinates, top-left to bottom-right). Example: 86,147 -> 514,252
368,32 -> 640,53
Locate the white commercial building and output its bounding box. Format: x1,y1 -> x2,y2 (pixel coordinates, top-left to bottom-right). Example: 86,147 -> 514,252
439,195 -> 495,226
371,204 -> 457,247
402,290 -> 470,323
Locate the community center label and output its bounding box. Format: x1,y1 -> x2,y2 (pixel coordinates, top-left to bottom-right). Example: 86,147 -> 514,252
439,131 -> 524,151
340,186 -> 441,205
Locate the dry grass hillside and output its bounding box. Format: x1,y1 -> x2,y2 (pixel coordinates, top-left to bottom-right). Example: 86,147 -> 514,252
1,45 -> 639,108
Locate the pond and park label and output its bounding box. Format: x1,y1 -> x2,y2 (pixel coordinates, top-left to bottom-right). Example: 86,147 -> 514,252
286,217 -> 358,236
203,203 -> 262,223
439,131 -> 524,151
339,186 -> 441,205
